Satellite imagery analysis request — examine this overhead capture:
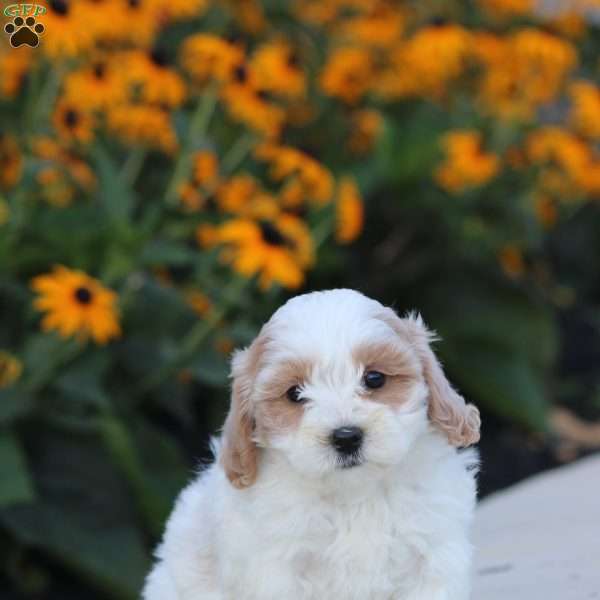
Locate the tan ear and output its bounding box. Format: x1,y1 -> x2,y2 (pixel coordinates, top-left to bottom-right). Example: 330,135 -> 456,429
220,346 -> 259,489
385,311 -> 480,447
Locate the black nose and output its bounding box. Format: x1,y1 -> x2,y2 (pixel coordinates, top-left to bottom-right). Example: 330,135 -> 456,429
331,426 -> 364,455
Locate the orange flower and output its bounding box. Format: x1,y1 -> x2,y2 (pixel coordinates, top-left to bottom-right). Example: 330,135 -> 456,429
107,105 -> 178,153
375,24 -> 471,100
199,216 -> 314,290
435,131 -> 500,193
569,80 -> 600,139
180,34 -> 245,86
31,266 -> 120,344
0,133 -> 23,190
120,50 -> 187,108
250,41 -> 306,98
255,143 -> 334,205
52,102 -> 95,145
336,177 -> 364,244
320,47 -> 372,104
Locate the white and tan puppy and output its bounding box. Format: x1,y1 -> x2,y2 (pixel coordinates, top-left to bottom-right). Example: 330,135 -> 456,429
143,289 -> 480,600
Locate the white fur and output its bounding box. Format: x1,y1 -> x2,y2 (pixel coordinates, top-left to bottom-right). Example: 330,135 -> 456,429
143,289 -> 479,600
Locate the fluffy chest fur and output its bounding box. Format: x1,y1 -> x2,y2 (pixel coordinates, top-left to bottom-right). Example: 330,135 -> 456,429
212,435 -> 477,600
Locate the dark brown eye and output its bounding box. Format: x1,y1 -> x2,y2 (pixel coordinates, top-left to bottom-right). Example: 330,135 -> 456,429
364,371 -> 386,389
286,385 -> 303,403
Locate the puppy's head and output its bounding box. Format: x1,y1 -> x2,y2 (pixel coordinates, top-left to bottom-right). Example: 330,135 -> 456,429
221,289 -> 480,489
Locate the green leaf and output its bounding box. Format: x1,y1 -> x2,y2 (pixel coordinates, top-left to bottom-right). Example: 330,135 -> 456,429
0,387 -> 34,425
140,240 -> 197,267
441,342 -> 549,430
92,144 -> 137,224
54,351 -> 111,408
194,350 -> 229,387
0,430 -> 35,507
0,429 -> 150,600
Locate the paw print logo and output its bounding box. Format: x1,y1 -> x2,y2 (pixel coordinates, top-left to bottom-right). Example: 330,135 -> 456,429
4,16 -> 45,48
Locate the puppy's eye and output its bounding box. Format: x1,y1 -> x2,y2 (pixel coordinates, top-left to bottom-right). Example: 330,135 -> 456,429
286,385 -> 304,403
364,370 -> 386,389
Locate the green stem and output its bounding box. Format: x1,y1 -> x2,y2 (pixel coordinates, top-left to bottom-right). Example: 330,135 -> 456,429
312,209 -> 334,250
164,85 -> 219,206
31,63 -> 66,130
98,409 -> 165,536
134,276 -> 248,397
222,132 -> 256,174
120,148 -> 147,187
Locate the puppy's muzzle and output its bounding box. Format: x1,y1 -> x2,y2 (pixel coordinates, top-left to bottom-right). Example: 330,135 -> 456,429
331,426 -> 364,456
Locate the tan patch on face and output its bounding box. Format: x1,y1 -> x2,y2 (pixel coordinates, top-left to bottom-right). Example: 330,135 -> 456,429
353,340 -> 420,407
254,358 -> 313,437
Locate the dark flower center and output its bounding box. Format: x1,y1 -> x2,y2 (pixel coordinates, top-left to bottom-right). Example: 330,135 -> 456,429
288,51 -> 300,68
150,48 -> 169,67
429,16 -> 448,27
93,63 -> 106,79
256,90 -> 270,102
233,64 -> 248,83
74,286 -> 93,304
259,221 -> 287,246
128,0 -> 141,7
50,0 -> 69,15
64,109 -> 79,128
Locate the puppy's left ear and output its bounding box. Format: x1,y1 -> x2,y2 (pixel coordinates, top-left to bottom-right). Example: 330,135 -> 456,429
220,345 -> 260,489
395,312 -> 480,447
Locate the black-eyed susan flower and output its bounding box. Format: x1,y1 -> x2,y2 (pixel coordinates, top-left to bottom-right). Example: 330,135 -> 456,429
120,49 -> 187,109
374,24 -> 471,100
0,133 -> 23,190
63,61 -> 128,111
31,266 -> 120,345
320,47 -> 373,104
569,81 -> 600,140
216,174 -> 259,214
335,176 -> 364,244
41,0 -> 94,59
0,46 -> 31,99
180,34 -> 245,86
52,102 -> 95,145
336,4 -> 405,48
77,0 -> 123,45
198,215 -> 314,290
0,351 -> 22,389
435,130 -> 500,194
255,143 -> 334,205
474,29 -> 577,121
250,41 -> 306,98
107,104 -> 178,153
220,82 -> 285,138
113,0 -> 162,47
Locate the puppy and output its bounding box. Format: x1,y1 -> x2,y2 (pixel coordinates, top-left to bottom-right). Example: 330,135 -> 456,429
143,289 -> 480,600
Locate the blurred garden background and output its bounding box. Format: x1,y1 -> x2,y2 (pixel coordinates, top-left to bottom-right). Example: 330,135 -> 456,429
2,0 -> 600,597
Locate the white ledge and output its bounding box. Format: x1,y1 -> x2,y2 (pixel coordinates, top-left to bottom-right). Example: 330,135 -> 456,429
473,454 -> 600,599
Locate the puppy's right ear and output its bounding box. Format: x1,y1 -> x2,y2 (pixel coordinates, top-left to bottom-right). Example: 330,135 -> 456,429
220,346 -> 259,489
